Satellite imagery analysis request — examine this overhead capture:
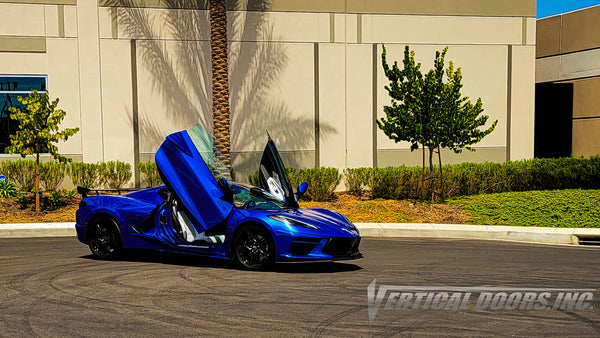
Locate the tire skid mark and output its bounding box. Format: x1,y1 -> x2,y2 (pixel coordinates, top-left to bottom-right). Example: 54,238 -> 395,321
312,305 -> 366,337
4,263 -> 90,337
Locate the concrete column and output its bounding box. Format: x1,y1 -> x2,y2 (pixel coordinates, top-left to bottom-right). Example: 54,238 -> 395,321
76,1 -> 104,162
318,43 -> 346,169
509,45 -> 535,160
346,44 -> 373,168
99,40 -> 134,166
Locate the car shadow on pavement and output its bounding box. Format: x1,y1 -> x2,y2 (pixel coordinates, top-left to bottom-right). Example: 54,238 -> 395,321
80,250 -> 362,273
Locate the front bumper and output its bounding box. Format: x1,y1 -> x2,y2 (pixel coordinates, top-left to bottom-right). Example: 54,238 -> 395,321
277,236 -> 362,262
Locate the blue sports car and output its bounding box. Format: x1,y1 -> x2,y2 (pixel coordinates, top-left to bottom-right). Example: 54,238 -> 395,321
75,124 -> 361,269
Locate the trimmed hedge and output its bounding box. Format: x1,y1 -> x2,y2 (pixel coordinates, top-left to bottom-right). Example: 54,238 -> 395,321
2,157 -> 597,199
292,167 -> 342,202
138,162 -> 162,187
0,160 -> 36,192
346,157 -> 600,200
40,162 -> 66,191
343,168 -> 370,196
68,162 -> 101,189
100,161 -> 132,189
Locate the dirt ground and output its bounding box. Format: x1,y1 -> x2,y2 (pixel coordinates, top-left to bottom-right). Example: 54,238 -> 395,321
0,193 -> 79,223
300,193 -> 468,224
0,192 -> 468,224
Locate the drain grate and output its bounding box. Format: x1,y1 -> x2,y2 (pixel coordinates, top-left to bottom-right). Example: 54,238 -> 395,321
576,236 -> 600,246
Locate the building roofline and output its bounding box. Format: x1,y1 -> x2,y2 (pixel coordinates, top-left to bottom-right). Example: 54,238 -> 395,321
539,3 -> 600,20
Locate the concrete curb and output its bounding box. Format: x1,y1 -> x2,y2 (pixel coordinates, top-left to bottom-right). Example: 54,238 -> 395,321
1,222 -> 600,246
0,222 -> 76,238
355,223 -> 600,245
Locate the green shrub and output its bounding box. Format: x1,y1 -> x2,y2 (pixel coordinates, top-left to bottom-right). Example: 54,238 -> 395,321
344,168 -> 371,196
16,195 -> 28,209
248,170 -> 260,186
63,189 -> 77,199
138,162 -> 162,187
295,167 -> 341,202
68,162 -> 100,188
351,156 -> 600,200
100,161 -> 132,189
286,167 -> 300,188
443,162 -> 506,197
49,191 -> 64,207
0,179 -> 16,198
368,167 -> 403,199
396,166 -> 425,199
0,160 -> 35,192
39,162 -> 66,191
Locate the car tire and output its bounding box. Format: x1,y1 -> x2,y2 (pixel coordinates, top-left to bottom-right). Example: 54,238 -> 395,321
232,224 -> 275,270
88,216 -> 122,259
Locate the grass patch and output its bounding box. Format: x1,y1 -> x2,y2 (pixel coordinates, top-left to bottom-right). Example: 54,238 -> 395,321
450,189 -> 600,228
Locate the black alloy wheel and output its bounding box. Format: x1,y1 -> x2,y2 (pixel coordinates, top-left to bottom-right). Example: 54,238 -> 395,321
88,217 -> 122,259
233,225 -> 275,270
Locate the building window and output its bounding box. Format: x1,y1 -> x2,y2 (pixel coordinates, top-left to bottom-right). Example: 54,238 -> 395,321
0,75 -> 47,153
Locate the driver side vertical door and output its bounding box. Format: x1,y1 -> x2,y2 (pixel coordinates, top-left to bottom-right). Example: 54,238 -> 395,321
155,127 -> 233,234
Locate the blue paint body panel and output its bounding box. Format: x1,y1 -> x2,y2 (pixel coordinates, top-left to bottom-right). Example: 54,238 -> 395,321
75,127 -> 361,263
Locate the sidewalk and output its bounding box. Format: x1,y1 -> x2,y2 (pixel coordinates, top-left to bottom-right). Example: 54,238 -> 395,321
2,222 -> 600,246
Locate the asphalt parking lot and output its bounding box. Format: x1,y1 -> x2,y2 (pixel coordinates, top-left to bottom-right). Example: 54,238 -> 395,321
1,237 -> 599,337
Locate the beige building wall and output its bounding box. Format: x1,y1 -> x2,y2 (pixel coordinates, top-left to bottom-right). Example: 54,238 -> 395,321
376,44 -> 513,165
510,46 -> 536,160
536,5 -> 600,157
0,0 -> 536,185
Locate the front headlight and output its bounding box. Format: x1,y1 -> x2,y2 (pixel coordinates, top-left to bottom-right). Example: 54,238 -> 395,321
340,214 -> 356,230
268,215 -> 319,229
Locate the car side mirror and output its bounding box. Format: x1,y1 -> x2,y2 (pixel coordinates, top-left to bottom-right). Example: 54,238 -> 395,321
157,187 -> 171,201
218,177 -> 233,202
296,182 -> 308,199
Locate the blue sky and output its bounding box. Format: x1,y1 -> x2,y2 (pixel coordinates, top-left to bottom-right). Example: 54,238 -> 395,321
538,0 -> 600,18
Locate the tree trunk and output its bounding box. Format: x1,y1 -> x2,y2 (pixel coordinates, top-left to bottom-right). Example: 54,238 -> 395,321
210,0 -> 231,166
437,145 -> 445,201
428,147 -> 434,202
35,152 -> 40,213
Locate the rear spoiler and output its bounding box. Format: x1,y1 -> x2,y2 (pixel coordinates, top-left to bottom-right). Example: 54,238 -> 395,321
77,186 -> 139,198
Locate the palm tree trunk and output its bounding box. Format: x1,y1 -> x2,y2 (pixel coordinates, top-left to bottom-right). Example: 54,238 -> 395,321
210,0 -> 231,166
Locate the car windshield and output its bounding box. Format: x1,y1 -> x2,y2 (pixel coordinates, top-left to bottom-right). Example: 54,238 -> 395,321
232,183 -> 290,210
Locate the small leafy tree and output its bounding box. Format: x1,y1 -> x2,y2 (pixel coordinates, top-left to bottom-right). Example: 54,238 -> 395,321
378,45 -> 497,201
6,90 -> 79,212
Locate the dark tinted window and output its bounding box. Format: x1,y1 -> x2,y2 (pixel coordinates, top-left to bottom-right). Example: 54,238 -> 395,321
0,76 -> 46,92
0,76 -> 47,153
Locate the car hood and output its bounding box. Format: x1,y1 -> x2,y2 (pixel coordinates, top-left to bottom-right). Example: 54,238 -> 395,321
275,208 -> 358,236
155,125 -> 233,232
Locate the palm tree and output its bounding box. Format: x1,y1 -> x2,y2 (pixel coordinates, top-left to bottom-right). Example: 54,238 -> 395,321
209,0 -> 231,167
